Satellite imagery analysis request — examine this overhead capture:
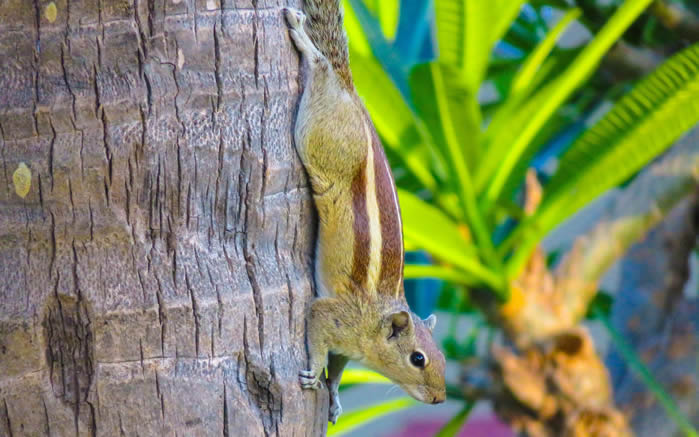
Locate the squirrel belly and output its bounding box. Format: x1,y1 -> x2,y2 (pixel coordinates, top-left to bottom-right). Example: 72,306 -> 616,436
284,4 -> 446,425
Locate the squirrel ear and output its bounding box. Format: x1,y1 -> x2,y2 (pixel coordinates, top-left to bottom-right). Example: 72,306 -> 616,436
423,314 -> 437,332
386,310 -> 412,339
392,311 -> 410,329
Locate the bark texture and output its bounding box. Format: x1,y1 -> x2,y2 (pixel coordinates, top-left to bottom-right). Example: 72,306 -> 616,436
607,192 -> 698,437
0,0 -> 327,435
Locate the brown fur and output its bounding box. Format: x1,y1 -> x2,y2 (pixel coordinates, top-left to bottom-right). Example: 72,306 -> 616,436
371,128 -> 403,295
307,293 -> 446,404
350,158 -> 370,291
283,5 -> 446,423
303,0 -> 354,91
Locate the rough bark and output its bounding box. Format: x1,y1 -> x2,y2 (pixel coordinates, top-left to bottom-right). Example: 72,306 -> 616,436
607,193 -> 698,437
0,0 -> 327,436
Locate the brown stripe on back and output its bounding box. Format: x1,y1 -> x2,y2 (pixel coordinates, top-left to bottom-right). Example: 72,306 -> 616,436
350,158 -> 370,291
370,126 -> 404,296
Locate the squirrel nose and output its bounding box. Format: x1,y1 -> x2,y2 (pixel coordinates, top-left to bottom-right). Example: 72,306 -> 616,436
431,395 -> 445,404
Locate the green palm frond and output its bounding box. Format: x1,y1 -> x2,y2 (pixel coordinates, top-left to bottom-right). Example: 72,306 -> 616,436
508,42 -> 699,277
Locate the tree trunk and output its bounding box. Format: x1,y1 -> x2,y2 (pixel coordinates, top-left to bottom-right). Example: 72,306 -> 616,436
607,192 -> 698,437
0,0 -> 326,435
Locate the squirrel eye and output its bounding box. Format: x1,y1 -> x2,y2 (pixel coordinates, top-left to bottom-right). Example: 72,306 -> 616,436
409,351 -> 426,368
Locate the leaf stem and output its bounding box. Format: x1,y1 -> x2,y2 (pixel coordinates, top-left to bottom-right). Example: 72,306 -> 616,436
435,401 -> 475,437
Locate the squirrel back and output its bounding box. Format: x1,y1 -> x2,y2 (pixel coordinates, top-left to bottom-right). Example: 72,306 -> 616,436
303,0 -> 354,91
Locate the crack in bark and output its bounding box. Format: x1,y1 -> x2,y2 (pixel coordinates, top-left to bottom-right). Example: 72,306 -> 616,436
207,264 -> 224,337
42,247 -> 96,437
32,0 -> 41,137
48,117 -> 56,192
222,381 -> 229,437
244,226 -> 265,355
42,396 -> 50,436
154,370 -> 165,421
3,398 -> 13,437
154,274 -> 167,355
60,42 -> 78,123
214,134 -> 225,240
185,269 -> 201,357
214,20 -> 223,112
252,2 -> 260,88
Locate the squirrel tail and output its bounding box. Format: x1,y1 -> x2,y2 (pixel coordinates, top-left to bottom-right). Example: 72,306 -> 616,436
303,0 -> 354,90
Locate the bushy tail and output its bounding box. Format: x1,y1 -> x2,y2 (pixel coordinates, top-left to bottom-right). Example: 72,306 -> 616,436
303,0 -> 354,90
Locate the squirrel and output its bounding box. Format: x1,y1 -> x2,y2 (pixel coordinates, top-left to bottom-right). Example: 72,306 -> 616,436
282,0 -> 446,425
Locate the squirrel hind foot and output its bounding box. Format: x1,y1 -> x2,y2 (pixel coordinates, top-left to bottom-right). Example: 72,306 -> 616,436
283,8 -> 324,63
283,7 -> 306,28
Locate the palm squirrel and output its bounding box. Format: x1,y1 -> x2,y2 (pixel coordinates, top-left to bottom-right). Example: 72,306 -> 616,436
283,1 -> 446,424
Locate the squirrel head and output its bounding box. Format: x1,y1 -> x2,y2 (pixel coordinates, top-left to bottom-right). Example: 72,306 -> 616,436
362,309 -> 446,404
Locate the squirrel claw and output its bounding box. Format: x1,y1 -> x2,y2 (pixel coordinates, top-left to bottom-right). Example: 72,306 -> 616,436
328,397 -> 342,424
299,370 -> 321,389
283,7 -> 306,29
283,7 -> 322,61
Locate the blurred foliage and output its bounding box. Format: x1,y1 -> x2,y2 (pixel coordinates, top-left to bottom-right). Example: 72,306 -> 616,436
337,369 -> 391,391
435,402 -> 475,436
327,397 -> 416,436
335,0 -> 699,434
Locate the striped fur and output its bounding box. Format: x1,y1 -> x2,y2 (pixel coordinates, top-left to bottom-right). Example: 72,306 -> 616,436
347,114 -> 404,297
371,123 -> 404,295
283,3 -> 404,299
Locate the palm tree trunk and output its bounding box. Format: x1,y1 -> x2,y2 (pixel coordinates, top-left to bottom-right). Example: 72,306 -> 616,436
0,0 -> 325,435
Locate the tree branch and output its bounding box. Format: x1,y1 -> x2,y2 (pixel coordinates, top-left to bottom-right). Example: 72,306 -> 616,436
650,0 -> 699,41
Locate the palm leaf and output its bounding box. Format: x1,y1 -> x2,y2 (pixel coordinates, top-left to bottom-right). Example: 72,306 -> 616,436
510,8 -> 582,96
342,0 -> 372,56
508,42 -> 699,277
339,368 -> 391,390
412,62 -> 501,274
433,0 -> 525,90
398,189 -> 504,291
404,264 -> 478,286
477,0 -> 655,212
546,42 -> 699,205
435,402 -> 475,437
433,0 -> 467,69
361,0 -> 400,40
410,62 -> 481,183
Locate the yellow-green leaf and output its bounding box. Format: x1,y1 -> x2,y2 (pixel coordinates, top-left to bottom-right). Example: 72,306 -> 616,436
399,189 -> 504,291
340,369 -> 391,386
478,0 -> 655,209
404,264 -> 477,286
328,397 -> 416,436
45,2 -> 57,23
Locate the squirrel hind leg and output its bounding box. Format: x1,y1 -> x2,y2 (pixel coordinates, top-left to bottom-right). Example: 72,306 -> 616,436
283,8 -> 324,64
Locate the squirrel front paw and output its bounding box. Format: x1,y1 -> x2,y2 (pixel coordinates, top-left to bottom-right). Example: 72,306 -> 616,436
299,369 -> 322,390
